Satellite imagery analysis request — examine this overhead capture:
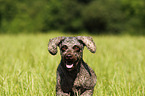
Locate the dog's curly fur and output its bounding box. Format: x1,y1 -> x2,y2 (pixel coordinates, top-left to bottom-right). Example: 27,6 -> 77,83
48,36 -> 97,96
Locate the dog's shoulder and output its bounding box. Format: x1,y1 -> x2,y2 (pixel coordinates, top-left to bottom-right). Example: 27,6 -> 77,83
81,61 -> 96,78
74,61 -> 97,88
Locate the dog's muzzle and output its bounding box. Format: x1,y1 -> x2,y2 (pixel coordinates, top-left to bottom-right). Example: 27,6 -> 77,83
64,54 -> 78,69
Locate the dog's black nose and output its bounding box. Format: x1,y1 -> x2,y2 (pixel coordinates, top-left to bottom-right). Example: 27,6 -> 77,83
66,54 -> 73,59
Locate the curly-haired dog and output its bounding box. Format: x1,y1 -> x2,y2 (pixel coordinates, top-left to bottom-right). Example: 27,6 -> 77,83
48,36 -> 97,96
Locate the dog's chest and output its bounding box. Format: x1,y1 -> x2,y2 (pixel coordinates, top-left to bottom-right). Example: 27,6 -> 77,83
60,70 -> 91,92
61,73 -> 89,93
59,62 -> 96,93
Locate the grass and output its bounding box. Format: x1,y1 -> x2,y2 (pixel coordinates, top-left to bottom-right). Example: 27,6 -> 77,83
0,33 -> 145,96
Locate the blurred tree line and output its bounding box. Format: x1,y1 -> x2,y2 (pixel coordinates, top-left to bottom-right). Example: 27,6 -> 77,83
0,0 -> 145,35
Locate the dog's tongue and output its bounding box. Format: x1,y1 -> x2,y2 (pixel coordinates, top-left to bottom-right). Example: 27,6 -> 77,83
66,64 -> 73,68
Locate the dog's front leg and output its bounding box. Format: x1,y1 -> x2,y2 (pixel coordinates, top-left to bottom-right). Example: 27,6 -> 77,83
56,71 -> 70,96
56,91 -> 70,96
56,84 -> 70,96
80,89 -> 94,96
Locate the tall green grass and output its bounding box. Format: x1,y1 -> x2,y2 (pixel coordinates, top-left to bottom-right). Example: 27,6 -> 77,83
0,33 -> 145,95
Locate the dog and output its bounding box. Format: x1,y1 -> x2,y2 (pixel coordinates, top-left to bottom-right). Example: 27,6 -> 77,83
48,36 -> 97,96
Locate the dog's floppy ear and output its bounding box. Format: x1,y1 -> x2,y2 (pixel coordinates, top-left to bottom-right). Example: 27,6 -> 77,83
48,37 -> 65,55
77,36 -> 96,53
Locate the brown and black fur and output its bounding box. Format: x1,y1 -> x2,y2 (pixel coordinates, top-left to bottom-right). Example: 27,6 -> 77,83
48,36 -> 97,96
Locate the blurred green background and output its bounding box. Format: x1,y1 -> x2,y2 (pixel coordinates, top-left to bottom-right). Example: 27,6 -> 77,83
0,0 -> 145,35
0,1 -> 145,95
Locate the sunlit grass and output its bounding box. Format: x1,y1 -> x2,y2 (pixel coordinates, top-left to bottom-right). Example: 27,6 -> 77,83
0,33 -> 145,95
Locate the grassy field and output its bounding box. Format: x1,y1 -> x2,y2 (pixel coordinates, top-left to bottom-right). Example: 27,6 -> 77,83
0,33 -> 145,96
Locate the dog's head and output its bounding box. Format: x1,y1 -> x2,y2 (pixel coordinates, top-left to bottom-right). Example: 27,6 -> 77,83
48,36 -> 96,71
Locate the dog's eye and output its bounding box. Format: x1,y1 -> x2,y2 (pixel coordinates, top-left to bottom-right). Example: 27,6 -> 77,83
73,45 -> 80,52
61,45 -> 68,52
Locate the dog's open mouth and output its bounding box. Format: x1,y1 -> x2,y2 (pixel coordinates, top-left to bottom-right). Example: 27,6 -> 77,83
66,64 -> 73,68
64,60 -> 76,69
